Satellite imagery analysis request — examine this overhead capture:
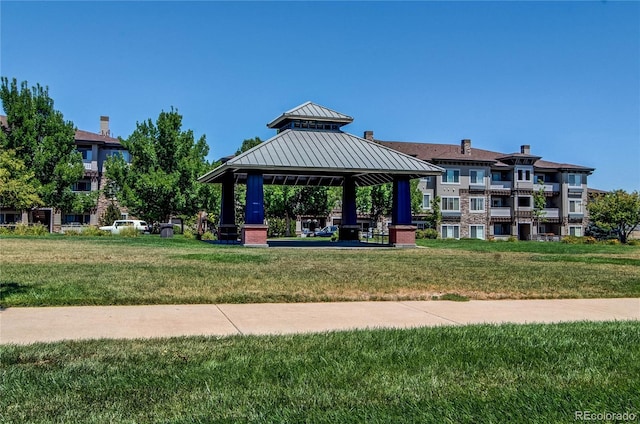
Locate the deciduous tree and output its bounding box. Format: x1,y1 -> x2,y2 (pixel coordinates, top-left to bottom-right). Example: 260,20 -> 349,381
106,108 -> 216,224
587,190 -> 640,244
0,77 -> 84,212
0,149 -> 43,210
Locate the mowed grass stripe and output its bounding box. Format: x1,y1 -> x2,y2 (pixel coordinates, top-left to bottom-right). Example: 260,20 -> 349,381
1,236 -> 639,306
1,322 -> 638,423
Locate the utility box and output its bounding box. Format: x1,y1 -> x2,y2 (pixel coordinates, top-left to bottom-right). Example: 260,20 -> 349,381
160,223 -> 174,238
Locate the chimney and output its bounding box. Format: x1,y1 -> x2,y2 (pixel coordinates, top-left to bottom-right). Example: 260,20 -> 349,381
100,116 -> 110,136
461,139 -> 471,155
521,144 -> 530,155
364,130 -> 374,141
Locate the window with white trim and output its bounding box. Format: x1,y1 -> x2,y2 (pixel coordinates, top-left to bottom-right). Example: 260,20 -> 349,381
568,174 -> 582,187
441,225 -> 460,239
469,169 -> 485,185
470,225 -> 485,240
569,200 -> 582,213
442,169 -> 460,184
422,193 -> 432,209
517,168 -> 532,181
469,197 -> 485,212
569,226 -> 582,237
441,197 -> 460,211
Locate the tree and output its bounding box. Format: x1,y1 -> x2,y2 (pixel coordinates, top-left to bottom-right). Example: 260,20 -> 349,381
0,77 -> 84,212
0,149 -> 43,210
105,108 -> 215,224
410,179 -> 423,216
532,180 -> 547,236
235,137 -> 262,155
99,201 -> 122,226
264,185 -> 297,237
424,195 -> 441,230
357,184 -> 392,229
587,190 -> 640,244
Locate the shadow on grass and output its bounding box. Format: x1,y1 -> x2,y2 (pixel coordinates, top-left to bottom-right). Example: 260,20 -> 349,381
0,282 -> 30,309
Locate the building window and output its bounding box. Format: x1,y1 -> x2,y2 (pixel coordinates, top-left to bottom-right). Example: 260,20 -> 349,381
441,225 -> 460,239
64,214 -> 90,224
517,168 -> 532,181
441,197 -> 460,211
78,147 -> 92,161
470,197 -> 485,212
470,170 -> 485,185
494,223 -> 511,236
568,174 -> 582,187
569,226 -> 582,237
72,180 -> 92,192
517,196 -> 532,208
442,169 -> 460,184
421,176 -> 432,184
422,193 -> 432,209
470,225 -> 485,240
569,200 -> 582,213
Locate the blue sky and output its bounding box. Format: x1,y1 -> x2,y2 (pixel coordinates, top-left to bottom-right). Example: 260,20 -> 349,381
1,1 -> 638,192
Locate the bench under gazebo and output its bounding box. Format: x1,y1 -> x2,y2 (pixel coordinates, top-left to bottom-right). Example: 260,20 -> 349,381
198,102 -> 443,247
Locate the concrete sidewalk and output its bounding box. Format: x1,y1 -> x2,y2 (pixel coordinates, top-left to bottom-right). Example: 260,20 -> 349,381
1,298 -> 638,345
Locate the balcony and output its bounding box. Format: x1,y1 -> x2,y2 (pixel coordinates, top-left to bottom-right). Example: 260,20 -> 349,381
490,181 -> 512,190
490,207 -> 511,217
83,161 -> 98,172
542,183 -> 559,193
542,208 -> 559,219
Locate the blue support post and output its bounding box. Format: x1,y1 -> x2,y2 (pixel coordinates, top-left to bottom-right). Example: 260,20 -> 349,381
342,176 -> 357,226
340,176 -> 359,240
392,177 -> 412,225
220,173 -> 235,226
245,173 -> 265,225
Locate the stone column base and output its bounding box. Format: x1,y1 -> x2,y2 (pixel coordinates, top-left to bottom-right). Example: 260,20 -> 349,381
339,225 -> 360,241
389,224 -> 417,248
241,224 -> 269,247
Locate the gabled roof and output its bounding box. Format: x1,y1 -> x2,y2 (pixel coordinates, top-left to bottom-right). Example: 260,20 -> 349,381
379,140 -> 594,172
1,115 -> 122,146
267,102 -> 353,128
199,129 -> 444,187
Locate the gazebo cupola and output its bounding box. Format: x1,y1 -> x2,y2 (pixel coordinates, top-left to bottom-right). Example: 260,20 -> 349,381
267,101 -> 354,133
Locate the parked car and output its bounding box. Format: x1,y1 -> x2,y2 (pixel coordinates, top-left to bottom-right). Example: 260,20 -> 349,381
314,225 -> 339,237
99,220 -> 150,234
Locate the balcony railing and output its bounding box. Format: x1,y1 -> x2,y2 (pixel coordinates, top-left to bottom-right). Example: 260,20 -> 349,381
542,183 -> 559,192
490,181 -> 512,190
542,208 -> 559,218
490,207 -> 511,217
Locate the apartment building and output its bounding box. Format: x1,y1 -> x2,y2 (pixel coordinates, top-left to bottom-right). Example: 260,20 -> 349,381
0,116 -> 129,232
376,135 -> 594,240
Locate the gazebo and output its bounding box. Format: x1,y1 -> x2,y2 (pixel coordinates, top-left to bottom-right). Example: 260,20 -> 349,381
198,102 -> 443,247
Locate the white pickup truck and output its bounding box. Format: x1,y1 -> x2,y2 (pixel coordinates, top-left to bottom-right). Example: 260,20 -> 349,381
99,219 -> 150,234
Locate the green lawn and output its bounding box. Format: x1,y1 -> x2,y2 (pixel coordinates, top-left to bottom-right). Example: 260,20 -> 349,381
1,322 -> 638,423
1,235 -> 639,307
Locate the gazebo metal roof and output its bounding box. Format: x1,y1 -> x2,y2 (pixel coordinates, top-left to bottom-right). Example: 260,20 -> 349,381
198,102 -> 444,187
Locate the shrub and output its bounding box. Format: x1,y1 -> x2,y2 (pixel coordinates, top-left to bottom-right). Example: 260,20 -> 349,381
416,228 -> 438,239
606,239 -> 620,245
627,239 -> 640,246
331,232 -> 339,242
562,235 -> 581,244
584,236 -> 597,245
13,223 -> 48,236
507,236 -> 518,242
118,227 -> 139,238
183,230 -> 195,239
201,231 -> 215,241
63,229 -> 81,237
82,226 -> 111,237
